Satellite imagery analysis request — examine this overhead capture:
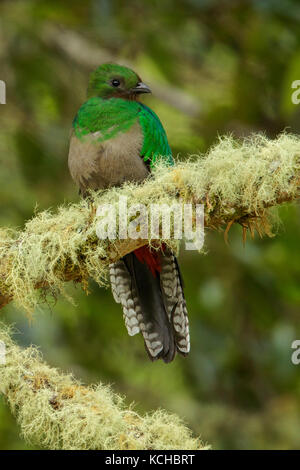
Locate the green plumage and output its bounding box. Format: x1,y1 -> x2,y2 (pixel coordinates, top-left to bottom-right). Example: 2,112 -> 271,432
87,64 -> 140,99
139,103 -> 173,166
68,64 -> 189,363
73,97 -> 173,168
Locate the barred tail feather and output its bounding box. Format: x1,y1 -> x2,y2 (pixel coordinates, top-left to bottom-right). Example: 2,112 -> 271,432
109,261 -> 141,336
160,254 -> 190,356
109,248 -> 190,362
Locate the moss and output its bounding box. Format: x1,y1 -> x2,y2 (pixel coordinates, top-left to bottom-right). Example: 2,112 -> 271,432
1,133 -> 300,449
0,324 -> 206,450
0,133 -> 300,313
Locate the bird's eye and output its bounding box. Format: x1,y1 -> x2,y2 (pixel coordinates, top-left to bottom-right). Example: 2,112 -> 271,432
111,79 -> 120,87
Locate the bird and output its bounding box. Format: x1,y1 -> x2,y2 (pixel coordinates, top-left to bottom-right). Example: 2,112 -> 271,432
68,63 -> 190,363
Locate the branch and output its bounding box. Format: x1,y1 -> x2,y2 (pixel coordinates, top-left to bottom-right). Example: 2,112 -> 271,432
0,324 -> 205,450
1,133 -> 300,450
0,133 -> 300,314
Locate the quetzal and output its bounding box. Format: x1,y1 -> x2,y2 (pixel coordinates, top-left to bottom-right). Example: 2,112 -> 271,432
68,63 -> 190,363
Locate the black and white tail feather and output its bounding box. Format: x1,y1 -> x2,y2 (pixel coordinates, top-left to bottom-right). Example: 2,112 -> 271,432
109,249 -> 190,363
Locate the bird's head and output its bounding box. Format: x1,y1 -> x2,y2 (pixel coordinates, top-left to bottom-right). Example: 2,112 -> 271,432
87,63 -> 151,100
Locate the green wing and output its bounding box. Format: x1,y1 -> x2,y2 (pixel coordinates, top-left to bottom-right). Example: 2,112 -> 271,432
72,97 -> 173,168
138,103 -> 174,167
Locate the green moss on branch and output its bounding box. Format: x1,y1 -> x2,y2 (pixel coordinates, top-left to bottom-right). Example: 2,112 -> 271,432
0,324 -> 205,450
0,133 -> 300,313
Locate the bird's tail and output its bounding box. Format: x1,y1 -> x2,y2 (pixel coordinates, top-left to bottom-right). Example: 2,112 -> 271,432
109,246 -> 190,363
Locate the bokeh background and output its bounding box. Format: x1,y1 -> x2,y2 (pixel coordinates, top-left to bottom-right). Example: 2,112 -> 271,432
1,0 -> 300,450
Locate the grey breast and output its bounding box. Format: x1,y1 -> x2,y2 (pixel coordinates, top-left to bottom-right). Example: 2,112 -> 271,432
68,121 -> 149,195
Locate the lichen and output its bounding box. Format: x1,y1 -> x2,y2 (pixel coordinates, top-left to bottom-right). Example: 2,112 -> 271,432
0,324 -> 206,450
0,132 -> 299,313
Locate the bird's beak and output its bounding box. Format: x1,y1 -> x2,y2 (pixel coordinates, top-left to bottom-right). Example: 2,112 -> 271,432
132,82 -> 152,94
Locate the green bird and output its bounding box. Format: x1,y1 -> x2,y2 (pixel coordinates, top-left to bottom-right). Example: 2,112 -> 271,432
68,63 -> 189,363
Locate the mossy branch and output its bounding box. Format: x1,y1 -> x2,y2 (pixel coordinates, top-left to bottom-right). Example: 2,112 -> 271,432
0,133 -> 300,450
1,133 -> 300,313
0,324 -> 205,450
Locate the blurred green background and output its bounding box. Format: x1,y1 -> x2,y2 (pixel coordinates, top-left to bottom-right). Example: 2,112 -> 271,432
1,0 -> 300,450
